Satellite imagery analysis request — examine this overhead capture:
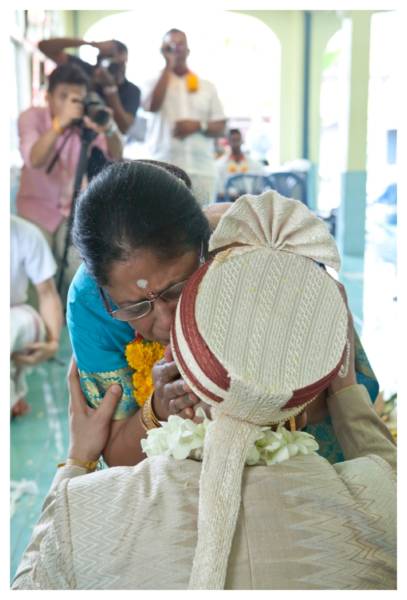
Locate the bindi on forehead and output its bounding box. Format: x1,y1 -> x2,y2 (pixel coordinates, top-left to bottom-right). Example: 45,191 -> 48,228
136,279 -> 148,289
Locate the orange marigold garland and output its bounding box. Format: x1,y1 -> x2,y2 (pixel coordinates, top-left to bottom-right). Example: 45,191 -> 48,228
186,71 -> 199,93
125,334 -> 165,406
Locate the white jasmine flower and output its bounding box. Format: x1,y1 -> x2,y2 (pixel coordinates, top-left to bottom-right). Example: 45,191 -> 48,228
246,444 -> 261,465
142,411 -> 319,466
140,425 -> 171,456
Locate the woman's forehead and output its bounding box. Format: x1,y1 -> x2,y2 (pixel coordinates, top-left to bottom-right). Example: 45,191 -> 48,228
106,248 -> 198,296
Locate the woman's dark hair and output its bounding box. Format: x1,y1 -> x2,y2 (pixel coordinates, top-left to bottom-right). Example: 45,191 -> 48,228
47,63 -> 90,93
72,160 -> 211,285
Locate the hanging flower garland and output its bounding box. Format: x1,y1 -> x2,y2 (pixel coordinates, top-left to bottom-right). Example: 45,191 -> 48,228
125,334 -> 165,406
186,71 -> 199,93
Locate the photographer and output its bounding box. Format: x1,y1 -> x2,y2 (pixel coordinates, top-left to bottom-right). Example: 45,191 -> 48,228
16,63 -> 123,303
39,37 -> 140,135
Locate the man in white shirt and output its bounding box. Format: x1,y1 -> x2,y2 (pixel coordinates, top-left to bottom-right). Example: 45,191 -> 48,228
216,128 -> 267,201
142,29 -> 226,206
10,216 -> 63,416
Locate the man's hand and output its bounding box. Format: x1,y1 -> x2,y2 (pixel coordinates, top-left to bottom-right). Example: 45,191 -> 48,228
173,119 -> 200,139
67,359 -> 122,463
57,93 -> 84,128
82,107 -> 115,136
12,340 -> 58,366
92,66 -> 116,87
162,46 -> 177,71
90,40 -> 118,55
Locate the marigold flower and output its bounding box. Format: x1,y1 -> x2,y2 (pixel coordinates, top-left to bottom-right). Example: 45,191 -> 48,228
125,337 -> 165,406
186,71 -> 199,93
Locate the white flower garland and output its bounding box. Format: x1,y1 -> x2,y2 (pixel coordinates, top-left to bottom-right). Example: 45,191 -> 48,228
141,409 -> 319,465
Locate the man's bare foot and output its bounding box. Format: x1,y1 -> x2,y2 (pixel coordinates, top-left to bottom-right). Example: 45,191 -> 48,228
11,398 -> 31,418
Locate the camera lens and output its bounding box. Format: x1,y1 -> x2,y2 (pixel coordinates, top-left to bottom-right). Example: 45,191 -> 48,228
83,93 -> 110,126
92,108 -> 110,126
108,62 -> 120,76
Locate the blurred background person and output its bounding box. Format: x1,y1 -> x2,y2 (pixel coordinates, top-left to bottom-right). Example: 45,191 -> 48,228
16,63 -> 123,303
38,37 -> 140,136
142,28 -> 226,206
11,216 -> 63,418
215,128 -> 267,201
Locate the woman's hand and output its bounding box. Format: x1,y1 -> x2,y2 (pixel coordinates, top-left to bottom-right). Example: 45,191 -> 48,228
67,359 -> 122,463
152,359 -> 212,421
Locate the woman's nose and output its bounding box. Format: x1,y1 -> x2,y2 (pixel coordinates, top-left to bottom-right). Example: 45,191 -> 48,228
152,298 -> 177,329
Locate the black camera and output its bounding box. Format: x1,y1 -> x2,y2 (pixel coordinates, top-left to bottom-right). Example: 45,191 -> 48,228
83,92 -> 110,126
97,56 -> 121,77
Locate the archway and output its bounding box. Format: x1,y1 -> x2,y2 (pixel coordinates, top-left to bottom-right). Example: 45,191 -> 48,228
80,9 -> 281,164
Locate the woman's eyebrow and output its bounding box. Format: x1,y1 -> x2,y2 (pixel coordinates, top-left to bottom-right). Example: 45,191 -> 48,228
115,280 -> 178,307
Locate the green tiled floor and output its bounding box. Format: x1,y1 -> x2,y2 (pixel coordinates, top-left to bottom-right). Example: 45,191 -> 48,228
10,328 -> 72,582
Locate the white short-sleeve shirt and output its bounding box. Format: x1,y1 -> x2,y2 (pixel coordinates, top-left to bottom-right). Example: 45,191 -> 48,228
10,216 -> 57,306
142,72 -> 225,177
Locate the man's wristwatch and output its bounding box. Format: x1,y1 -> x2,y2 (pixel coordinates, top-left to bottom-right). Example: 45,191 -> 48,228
200,120 -> 208,134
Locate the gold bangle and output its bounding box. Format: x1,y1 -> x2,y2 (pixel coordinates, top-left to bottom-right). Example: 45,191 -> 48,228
57,457 -> 99,472
51,116 -> 64,135
141,394 -> 161,430
138,408 -> 148,431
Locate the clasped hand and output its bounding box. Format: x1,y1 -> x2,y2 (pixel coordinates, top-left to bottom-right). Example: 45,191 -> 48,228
173,120 -> 200,139
12,340 -> 58,366
152,356 -> 211,423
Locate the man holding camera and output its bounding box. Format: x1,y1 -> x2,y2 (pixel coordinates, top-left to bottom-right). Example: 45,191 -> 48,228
16,64 -> 123,303
39,37 -> 140,135
142,29 -> 226,206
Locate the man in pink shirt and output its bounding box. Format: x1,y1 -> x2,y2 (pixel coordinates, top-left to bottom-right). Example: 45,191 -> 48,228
16,63 -> 123,302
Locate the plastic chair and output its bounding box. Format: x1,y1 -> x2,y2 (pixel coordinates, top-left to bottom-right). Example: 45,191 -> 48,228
223,173 -> 274,202
268,171 -> 308,206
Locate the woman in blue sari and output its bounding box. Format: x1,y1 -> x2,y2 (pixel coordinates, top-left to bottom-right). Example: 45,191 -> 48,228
67,160 -> 378,466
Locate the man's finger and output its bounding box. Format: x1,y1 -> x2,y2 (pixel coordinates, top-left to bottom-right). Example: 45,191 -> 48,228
178,407 -> 194,420
97,384 -> 122,420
